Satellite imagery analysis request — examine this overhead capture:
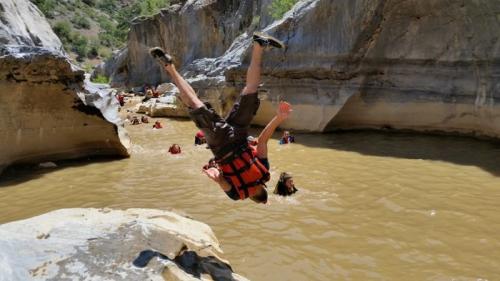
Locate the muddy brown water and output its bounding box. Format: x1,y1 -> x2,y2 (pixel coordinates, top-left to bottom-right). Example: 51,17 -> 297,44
1,118 -> 500,281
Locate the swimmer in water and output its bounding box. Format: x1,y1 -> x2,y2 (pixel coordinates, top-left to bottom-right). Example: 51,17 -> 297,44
273,172 -> 298,196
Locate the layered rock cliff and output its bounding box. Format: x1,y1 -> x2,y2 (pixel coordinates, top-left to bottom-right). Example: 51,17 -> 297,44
0,0 -> 129,175
107,0 -> 500,139
0,208 -> 249,281
106,0 -> 266,86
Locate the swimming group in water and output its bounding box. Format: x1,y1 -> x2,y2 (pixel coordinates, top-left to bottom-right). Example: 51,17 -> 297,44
135,32 -> 299,203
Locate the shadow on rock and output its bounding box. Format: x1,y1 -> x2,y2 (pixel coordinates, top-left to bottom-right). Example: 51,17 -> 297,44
134,249 -> 237,281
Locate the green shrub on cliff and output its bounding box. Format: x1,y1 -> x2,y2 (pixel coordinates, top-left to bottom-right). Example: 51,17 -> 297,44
72,14 -> 91,29
269,0 -> 299,19
33,0 -> 171,66
91,74 -> 109,84
31,0 -> 57,18
138,0 -> 169,17
72,34 -> 89,61
53,21 -> 73,44
95,0 -> 170,47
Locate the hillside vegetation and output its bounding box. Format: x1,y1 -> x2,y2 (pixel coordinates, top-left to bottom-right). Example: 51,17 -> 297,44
30,0 -> 170,69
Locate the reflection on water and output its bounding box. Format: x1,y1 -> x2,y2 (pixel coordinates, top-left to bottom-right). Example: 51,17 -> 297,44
1,119 -> 500,281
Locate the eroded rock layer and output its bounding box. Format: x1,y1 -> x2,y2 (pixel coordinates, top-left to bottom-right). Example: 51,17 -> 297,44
226,0 -> 500,137
0,0 -> 129,175
0,208 -> 249,281
0,46 -> 130,175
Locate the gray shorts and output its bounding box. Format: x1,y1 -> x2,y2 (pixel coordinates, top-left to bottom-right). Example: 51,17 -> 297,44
189,93 -> 260,159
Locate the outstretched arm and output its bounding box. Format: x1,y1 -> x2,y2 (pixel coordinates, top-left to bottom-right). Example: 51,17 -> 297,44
256,101 -> 292,158
203,167 -> 232,192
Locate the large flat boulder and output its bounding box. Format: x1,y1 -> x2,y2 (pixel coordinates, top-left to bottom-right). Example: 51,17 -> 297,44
0,208 -> 249,281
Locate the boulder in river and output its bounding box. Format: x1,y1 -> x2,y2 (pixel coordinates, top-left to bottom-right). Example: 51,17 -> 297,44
0,208 -> 249,281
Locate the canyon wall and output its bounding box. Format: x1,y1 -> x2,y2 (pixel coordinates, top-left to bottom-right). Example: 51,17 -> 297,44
107,0 -> 263,86
108,0 -> 500,138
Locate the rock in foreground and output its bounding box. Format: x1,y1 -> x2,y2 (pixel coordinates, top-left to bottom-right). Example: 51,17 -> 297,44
0,208 -> 249,281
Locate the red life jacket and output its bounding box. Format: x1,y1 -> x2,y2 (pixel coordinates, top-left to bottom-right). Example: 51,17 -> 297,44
217,144 -> 270,200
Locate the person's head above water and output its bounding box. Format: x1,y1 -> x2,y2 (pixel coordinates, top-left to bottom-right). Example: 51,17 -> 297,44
168,144 -> 181,154
281,172 -> 294,190
274,172 -> 297,196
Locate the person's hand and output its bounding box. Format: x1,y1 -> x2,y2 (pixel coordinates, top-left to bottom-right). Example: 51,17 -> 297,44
277,101 -> 292,120
202,167 -> 222,183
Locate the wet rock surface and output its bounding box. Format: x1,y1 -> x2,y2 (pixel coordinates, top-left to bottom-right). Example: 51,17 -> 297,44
0,208 -> 249,281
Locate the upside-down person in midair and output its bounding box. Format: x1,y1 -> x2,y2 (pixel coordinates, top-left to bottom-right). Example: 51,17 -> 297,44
150,32 -> 291,204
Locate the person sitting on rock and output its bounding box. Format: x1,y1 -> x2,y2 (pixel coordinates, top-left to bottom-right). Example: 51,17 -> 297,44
279,130 -> 295,144
131,116 -> 140,125
194,130 -> 206,145
168,144 -> 182,154
153,121 -> 163,129
150,32 -> 289,204
141,116 -> 149,123
273,172 -> 298,197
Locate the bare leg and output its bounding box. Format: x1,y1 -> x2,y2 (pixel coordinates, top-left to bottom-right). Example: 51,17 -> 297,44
164,64 -> 204,109
242,43 -> 265,95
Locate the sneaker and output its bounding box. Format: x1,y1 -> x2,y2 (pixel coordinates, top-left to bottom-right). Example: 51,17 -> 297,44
149,47 -> 173,66
252,32 -> 285,49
